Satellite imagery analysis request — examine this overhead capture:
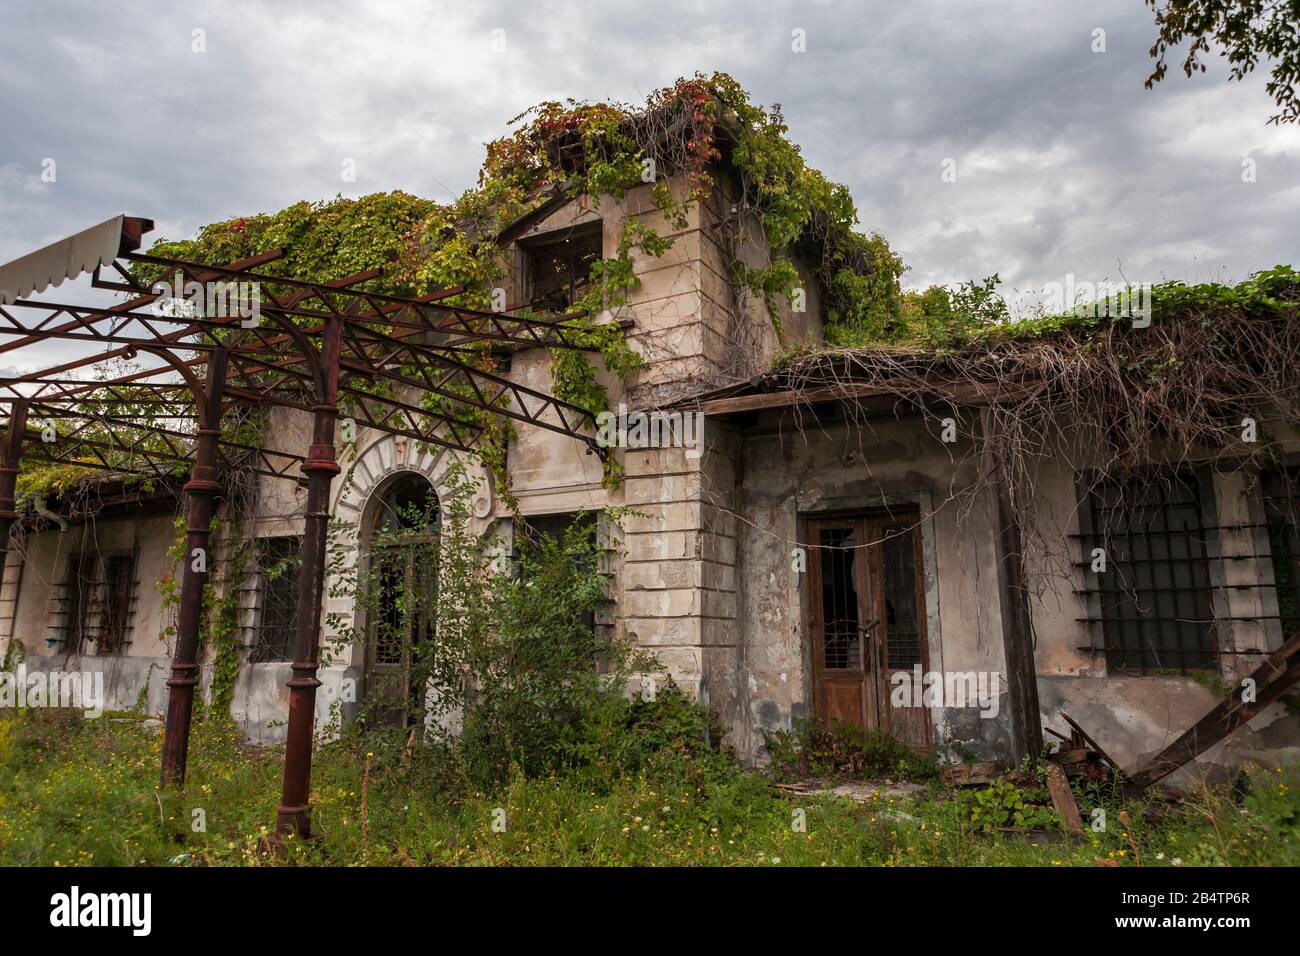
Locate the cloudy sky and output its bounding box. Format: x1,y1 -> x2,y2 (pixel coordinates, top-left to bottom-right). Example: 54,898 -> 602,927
1,0 -> 1297,320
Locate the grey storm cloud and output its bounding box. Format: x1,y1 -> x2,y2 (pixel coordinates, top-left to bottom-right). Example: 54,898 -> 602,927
1,0 -> 1297,301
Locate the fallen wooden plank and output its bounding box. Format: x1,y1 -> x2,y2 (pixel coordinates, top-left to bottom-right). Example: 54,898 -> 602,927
1044,763 -> 1084,834
939,762 -> 1011,787
770,781 -> 818,793
1129,634 -> 1300,789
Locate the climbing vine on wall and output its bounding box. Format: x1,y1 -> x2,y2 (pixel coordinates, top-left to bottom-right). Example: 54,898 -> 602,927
484,72 -> 907,350
201,514 -> 247,721
122,72 -> 908,490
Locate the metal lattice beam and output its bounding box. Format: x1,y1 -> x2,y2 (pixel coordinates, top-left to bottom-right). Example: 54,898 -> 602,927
0,213 -> 619,841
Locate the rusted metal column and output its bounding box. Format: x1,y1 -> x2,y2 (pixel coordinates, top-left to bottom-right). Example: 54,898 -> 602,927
276,316 -> 343,839
160,348 -> 228,787
0,401 -> 29,591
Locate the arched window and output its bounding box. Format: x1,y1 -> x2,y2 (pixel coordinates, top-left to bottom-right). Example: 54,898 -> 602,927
364,472 -> 439,726
372,472 -> 441,537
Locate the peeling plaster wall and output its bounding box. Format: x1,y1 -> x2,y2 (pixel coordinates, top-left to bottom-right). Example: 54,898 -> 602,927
731,408 -> 1016,763
1035,674 -> 1300,786
4,653 -> 194,716
8,513 -> 176,661
492,173 -> 814,731
1025,450 -> 1300,786
5,513 -> 187,720
725,414 -> 1299,775
231,663 -> 361,744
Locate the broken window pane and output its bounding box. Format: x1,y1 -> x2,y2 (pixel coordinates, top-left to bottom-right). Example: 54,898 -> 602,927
818,526 -> 862,670
525,224 -> 602,312
881,524 -> 922,668
96,552 -> 136,655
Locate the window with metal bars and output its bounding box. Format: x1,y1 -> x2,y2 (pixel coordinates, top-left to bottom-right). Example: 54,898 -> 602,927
98,553 -> 136,654
1079,471 -> 1218,674
881,522 -> 924,669
817,526 -> 862,670
249,535 -> 301,664
62,552 -> 96,652
57,550 -> 138,654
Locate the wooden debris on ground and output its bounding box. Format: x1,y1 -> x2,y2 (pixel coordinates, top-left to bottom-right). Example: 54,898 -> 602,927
1129,633 -> 1300,789
1040,635 -> 1300,794
1043,763 -> 1084,834
1045,713 -> 1126,783
938,761 -> 1011,787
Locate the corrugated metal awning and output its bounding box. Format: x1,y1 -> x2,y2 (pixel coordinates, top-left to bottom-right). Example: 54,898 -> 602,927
0,215 -> 153,305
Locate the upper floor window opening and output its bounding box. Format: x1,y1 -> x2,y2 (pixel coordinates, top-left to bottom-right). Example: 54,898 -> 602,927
522,221 -> 603,313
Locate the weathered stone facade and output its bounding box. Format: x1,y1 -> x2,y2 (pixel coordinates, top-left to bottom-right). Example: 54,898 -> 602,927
4,171 -> 1297,784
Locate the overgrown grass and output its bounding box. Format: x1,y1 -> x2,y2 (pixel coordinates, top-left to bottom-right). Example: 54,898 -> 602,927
2,710 -> 1295,867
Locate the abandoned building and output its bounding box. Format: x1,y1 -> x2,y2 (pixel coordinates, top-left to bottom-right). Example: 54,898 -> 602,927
1,84 -> 1297,799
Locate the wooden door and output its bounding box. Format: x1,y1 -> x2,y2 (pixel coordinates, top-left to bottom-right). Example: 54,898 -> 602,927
366,540 -> 437,728
807,511 -> 932,749
807,518 -> 874,730
871,515 -> 932,749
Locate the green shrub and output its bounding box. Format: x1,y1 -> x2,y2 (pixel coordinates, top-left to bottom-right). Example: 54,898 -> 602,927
571,681 -> 735,792
763,718 -> 938,782
952,776 -> 1060,833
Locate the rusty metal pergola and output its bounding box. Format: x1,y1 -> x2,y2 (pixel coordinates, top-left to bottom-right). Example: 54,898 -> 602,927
0,215 -> 606,840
